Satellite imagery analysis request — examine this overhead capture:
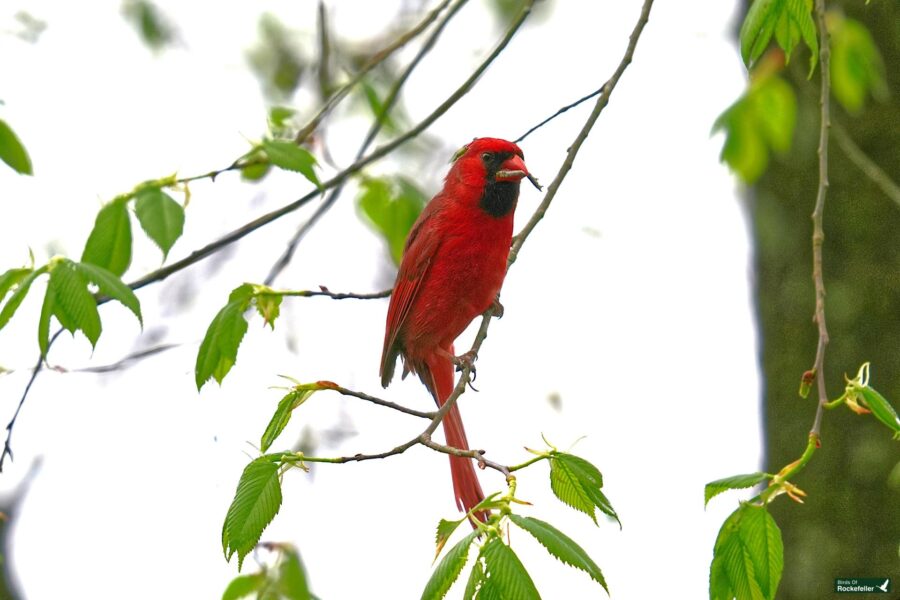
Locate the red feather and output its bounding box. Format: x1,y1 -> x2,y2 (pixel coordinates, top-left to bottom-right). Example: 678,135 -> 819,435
380,138 -> 532,524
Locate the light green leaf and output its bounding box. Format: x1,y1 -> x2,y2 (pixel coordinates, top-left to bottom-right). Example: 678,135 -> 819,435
357,176 -> 426,265
830,17 -> 889,113
508,514 -> 607,593
0,266 -> 46,332
74,261 -> 142,326
261,140 -> 319,187
38,279 -> 54,357
81,199 -> 133,277
277,546 -> 312,600
48,259 -> 101,348
705,473 -> 770,507
434,517 -> 466,561
481,538 -> 541,600
222,455 -> 284,571
134,187 -> 185,259
260,384 -> 324,453
421,531 -> 477,600
222,572 -> 266,600
858,386 -> 900,438
0,118 -> 33,175
740,0 -> 780,67
709,504 -> 783,600
0,268 -> 31,306
740,0 -> 817,74
253,288 -> 281,329
195,284 -> 254,390
549,452 -> 619,527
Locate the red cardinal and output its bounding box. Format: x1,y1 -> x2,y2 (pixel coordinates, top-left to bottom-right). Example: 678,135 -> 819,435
380,137 -> 538,523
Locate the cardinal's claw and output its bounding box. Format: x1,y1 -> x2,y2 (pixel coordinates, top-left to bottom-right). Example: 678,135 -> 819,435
453,350 -> 478,373
491,298 -> 505,319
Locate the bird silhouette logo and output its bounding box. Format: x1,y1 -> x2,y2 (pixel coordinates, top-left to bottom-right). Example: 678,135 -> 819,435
876,578 -> 889,592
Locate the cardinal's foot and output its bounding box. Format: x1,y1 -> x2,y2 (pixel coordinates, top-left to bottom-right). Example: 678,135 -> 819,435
490,298 -> 505,319
452,350 -> 478,374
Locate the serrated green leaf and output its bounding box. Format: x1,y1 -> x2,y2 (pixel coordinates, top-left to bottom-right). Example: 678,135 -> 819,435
549,453 -> 619,527
0,268 -> 30,306
0,266 -> 46,332
709,504 -> 783,600
222,455 -> 284,571
463,557 -> 485,600
421,531 -> 477,600
81,199 -> 133,277
740,0 -> 817,75
277,546 -> 312,600
260,384 -> 322,453
740,0 -> 780,67
261,140 -> 319,187
831,17 -> 889,113
357,176 -> 426,265
435,517 -> 466,561
48,259 -> 101,348
134,187 -> 185,259
195,285 -> 254,390
74,261 -> 142,326
222,572 -> 267,600
705,473 -> 769,507
253,290 -> 281,330
508,514 -> 607,593
0,118 -> 33,175
481,538 -> 541,600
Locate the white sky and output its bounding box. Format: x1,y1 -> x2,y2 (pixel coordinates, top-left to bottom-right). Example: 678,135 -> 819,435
0,1 -> 760,598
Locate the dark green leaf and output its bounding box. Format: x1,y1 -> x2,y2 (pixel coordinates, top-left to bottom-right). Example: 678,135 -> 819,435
709,504 -> 783,600
260,384 -> 323,453
508,514 -> 607,593
74,261 -> 142,326
134,187 -> 185,259
261,140 -> 319,187
858,386 -> 900,439
222,572 -> 267,600
705,473 -> 769,507
357,176 -> 426,265
81,199 -> 133,277
462,557 -> 485,600
222,455 -> 284,571
421,531 -> 477,600
435,517 -> 466,561
0,118 -> 33,175
830,17 -> 889,113
195,284 -> 254,390
0,267 -> 46,331
277,546 -> 312,600
481,538 -> 541,600
48,259 -> 101,348
549,452 -> 619,527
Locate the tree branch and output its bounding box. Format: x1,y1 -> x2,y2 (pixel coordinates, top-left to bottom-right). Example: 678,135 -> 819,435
832,120 -> 900,210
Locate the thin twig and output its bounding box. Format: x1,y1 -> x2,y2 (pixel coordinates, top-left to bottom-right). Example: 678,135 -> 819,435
265,0 -> 470,285
832,120 -> 900,210
330,384 -> 435,419
514,87 -> 605,144
268,287 -> 392,300
809,0 -> 832,438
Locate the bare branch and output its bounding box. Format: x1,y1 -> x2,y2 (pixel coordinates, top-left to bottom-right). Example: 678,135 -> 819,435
832,120 -> 900,210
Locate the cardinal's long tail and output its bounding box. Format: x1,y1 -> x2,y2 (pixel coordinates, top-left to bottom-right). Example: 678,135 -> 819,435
424,350 -> 489,525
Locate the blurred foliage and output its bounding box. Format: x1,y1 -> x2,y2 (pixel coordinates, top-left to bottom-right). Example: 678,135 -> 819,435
748,0 -> 900,597
0,118 -> 33,175
9,11 -> 47,43
356,175 -> 426,265
121,0 -> 175,51
247,14 -> 307,102
828,13 -> 889,114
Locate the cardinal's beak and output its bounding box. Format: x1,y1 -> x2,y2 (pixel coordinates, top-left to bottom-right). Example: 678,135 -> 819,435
495,155 -> 543,191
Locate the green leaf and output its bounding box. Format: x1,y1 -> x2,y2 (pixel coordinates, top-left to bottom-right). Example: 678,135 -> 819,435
222,455 -> 284,571
858,386 -> 900,438
0,268 -> 31,306
481,538 -> 541,600
47,259 -> 101,348
74,261 -> 142,326
277,546 -> 312,600
261,140 -> 319,187
508,514 -> 607,593
260,384 -> 324,453
705,473 -> 769,507
709,504 -> 783,600
830,17 -> 889,114
421,531 -> 477,600
195,284 -> 253,390
0,118 -> 33,175
740,0 -> 817,74
357,176 -> 426,265
134,187 -> 185,259
222,572 -> 266,600
253,288 -> 281,329
462,556 -> 485,600
81,199 -> 133,277
434,517 -> 466,561
549,452 -> 619,527
0,266 -> 46,332
360,80 -> 399,133
741,0 -> 780,67
38,278 -> 54,357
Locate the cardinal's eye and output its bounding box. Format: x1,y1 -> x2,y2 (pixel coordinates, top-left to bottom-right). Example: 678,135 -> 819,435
481,152 -> 493,163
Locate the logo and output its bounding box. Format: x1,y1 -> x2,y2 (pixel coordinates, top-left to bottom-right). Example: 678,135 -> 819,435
834,578 -> 892,593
